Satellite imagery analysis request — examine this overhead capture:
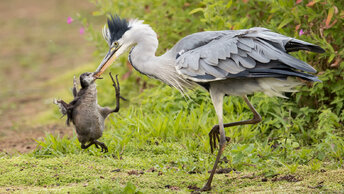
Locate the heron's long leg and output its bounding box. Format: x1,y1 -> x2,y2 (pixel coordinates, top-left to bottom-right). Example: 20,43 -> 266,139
209,95 -> 262,153
201,90 -> 225,191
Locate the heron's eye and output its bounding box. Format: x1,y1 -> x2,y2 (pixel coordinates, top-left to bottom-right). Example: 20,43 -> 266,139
110,41 -> 119,52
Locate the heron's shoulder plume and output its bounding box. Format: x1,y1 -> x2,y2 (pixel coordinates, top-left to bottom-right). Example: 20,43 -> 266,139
106,15 -> 130,44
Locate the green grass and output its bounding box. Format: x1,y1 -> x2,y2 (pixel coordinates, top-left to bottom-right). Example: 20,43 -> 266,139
0,62 -> 342,192
0,142 -> 344,193
1,0 -> 343,192
1,142 -> 343,193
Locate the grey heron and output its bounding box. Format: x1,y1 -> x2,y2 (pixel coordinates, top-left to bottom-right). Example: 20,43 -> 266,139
93,15 -> 324,191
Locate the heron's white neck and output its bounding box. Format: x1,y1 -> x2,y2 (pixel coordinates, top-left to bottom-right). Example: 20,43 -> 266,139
127,20 -> 194,93
127,20 -> 161,71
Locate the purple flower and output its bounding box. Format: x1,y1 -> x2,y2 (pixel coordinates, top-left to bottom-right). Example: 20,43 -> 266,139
79,27 -> 85,35
67,17 -> 73,24
299,29 -> 305,36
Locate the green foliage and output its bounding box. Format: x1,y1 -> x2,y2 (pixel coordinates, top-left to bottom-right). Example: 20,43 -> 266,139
34,0 -> 343,165
34,133 -> 81,157
85,0 -> 204,56
190,0 -> 344,119
122,182 -> 142,194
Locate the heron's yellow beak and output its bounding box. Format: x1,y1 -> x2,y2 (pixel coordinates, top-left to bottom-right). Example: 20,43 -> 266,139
94,49 -> 118,78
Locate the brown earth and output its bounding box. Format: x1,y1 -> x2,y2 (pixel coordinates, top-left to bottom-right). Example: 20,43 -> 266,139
0,0 -> 98,153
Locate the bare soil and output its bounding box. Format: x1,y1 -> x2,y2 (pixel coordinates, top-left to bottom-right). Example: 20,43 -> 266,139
0,0 -> 96,153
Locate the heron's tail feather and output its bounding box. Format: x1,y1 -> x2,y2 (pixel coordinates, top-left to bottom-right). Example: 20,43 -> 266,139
285,39 -> 325,53
258,78 -> 303,98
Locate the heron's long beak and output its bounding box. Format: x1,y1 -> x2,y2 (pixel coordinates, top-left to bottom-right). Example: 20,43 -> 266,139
94,49 -> 118,78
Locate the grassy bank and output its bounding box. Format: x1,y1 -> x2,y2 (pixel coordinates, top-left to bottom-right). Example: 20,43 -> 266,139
1,0 -> 343,193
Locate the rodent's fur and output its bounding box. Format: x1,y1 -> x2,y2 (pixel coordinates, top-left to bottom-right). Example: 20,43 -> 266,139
54,72 -> 125,152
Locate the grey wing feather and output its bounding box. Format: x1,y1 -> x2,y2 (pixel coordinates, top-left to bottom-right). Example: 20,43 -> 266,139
218,58 -> 245,74
173,27 -> 322,82
173,31 -> 229,52
199,59 -> 227,78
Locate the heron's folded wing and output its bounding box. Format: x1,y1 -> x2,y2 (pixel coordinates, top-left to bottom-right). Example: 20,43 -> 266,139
174,28 -> 320,82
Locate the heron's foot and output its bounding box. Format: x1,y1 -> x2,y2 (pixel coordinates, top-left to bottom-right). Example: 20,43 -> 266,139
209,125 -> 219,154
209,125 -> 231,153
94,141 -> 108,153
199,184 -> 212,192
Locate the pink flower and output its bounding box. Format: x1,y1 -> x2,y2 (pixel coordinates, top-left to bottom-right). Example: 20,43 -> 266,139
299,29 -> 305,36
79,27 -> 85,35
67,17 -> 73,24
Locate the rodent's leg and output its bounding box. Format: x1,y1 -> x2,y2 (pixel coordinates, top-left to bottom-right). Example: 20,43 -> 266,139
72,75 -> 78,98
81,142 -> 94,150
53,99 -> 74,126
109,73 -> 127,113
53,99 -> 69,116
94,140 -> 108,153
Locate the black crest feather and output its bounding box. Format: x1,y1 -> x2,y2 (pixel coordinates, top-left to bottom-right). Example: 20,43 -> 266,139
107,15 -> 130,43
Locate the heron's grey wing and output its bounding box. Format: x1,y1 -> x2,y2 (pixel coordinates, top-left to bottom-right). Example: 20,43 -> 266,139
172,31 -> 231,54
173,27 -> 323,82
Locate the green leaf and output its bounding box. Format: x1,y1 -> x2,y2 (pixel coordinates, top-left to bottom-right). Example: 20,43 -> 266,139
189,8 -> 204,15
122,181 -> 142,194
226,0 -> 233,8
277,17 -> 293,29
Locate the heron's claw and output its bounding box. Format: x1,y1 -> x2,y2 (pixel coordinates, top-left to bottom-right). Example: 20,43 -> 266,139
208,125 -> 230,153
209,125 -> 219,153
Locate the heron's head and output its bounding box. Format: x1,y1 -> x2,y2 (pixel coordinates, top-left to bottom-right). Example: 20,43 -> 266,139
80,72 -> 102,88
94,15 -> 134,78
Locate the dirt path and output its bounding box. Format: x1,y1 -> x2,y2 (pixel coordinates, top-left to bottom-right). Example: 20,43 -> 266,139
0,0 -> 96,153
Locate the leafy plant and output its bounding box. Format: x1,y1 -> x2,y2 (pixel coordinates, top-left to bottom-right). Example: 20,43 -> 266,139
35,0 -> 343,181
